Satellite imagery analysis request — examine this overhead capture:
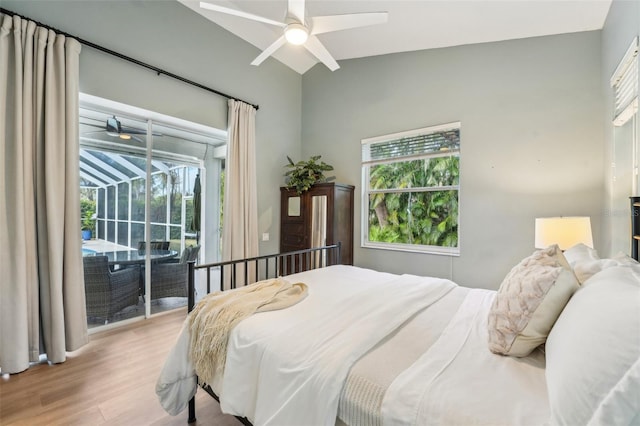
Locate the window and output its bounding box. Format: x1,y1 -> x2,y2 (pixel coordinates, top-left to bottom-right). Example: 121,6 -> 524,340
611,37 -> 638,127
610,37 -> 639,253
361,122 -> 461,255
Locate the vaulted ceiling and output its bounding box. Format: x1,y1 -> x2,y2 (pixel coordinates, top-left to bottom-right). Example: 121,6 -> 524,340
178,0 -> 612,74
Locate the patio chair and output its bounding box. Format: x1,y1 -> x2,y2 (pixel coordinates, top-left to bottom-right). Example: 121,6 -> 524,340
83,255 -> 140,321
164,245 -> 201,264
137,241 -> 170,251
148,245 -> 201,300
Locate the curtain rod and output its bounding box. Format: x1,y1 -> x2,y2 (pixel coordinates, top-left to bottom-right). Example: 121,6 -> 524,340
0,7 -> 259,110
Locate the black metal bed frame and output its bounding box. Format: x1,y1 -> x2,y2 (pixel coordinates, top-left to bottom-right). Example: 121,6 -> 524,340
185,243 -> 342,424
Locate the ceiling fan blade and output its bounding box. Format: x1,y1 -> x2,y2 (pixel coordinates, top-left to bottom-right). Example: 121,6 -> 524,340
251,35 -> 288,66
303,35 -> 339,71
288,0 -> 305,23
310,12 -> 388,35
121,126 -> 162,136
80,121 -> 105,129
199,2 -> 286,28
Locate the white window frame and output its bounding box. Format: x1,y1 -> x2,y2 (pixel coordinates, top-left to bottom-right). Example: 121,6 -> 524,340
361,121 -> 461,255
611,37 -> 638,127
610,37 -> 639,196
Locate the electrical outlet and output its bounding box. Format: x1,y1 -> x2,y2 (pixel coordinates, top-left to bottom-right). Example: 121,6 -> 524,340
262,233 -> 269,241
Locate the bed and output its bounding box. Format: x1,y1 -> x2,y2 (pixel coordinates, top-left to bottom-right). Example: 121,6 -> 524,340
156,243 -> 640,426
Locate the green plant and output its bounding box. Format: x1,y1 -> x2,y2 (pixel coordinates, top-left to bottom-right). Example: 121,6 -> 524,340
80,198 -> 96,231
81,216 -> 95,232
284,155 -> 334,194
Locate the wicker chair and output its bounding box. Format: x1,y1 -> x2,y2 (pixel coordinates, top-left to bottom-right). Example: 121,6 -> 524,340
149,245 -> 200,300
137,241 -> 170,251
83,256 -> 140,321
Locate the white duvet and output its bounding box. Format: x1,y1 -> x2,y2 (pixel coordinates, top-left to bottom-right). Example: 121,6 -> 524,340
157,265 -> 456,424
157,265 -> 549,426
382,288 -> 549,426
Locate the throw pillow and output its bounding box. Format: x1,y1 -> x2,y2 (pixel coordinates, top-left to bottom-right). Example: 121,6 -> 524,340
487,244 -> 579,357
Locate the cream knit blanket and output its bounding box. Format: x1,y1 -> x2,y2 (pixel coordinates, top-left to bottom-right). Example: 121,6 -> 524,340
188,277 -> 308,385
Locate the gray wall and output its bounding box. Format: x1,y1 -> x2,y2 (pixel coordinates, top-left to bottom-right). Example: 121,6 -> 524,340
4,1 -> 616,289
302,31 -> 604,289
601,0 -> 640,257
2,0 -> 302,257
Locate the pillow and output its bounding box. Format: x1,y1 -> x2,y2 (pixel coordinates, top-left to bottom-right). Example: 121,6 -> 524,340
545,265 -> 640,425
572,252 -> 638,284
487,244 -> 579,357
612,251 -> 639,264
563,243 -> 599,267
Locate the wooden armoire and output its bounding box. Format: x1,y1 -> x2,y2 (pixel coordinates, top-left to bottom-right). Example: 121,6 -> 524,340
280,182 -> 354,265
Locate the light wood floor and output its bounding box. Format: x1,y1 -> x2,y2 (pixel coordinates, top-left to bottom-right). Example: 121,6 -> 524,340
0,308 -> 241,426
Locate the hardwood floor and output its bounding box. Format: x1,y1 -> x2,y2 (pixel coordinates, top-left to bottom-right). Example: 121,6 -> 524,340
0,308 -> 241,426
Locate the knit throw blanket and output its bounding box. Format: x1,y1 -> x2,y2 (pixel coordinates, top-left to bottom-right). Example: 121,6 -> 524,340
188,277 -> 308,385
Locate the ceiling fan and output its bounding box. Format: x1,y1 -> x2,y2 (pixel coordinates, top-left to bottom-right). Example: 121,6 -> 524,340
82,116 -> 160,143
199,0 -> 388,71
105,116 -> 144,141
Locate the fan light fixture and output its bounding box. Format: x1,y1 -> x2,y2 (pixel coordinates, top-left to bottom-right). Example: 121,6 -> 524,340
284,23 -> 308,45
198,1 -> 388,72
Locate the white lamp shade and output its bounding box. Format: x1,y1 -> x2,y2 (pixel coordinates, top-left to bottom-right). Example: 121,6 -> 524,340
535,217 -> 593,250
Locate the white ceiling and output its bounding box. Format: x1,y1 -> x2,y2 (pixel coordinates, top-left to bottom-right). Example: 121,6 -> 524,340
178,0 -> 612,74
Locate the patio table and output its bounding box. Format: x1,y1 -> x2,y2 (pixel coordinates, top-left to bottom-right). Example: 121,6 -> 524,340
83,249 -> 178,266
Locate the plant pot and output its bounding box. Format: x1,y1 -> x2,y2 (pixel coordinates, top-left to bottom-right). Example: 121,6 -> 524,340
82,230 -> 92,240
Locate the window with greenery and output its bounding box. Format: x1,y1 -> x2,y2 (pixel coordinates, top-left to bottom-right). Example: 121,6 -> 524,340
361,122 -> 461,254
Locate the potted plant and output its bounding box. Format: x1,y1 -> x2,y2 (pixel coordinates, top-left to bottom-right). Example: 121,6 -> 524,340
81,216 -> 95,240
284,155 -> 334,194
81,198 -> 96,240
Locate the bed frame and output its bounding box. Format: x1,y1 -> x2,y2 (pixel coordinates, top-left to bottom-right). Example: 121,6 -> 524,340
185,243 -> 343,424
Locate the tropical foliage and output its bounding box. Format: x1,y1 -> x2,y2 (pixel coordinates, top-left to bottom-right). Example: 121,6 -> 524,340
367,156 -> 459,247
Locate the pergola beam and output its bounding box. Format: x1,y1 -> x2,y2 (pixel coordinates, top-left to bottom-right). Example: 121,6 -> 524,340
80,170 -> 107,187
80,163 -> 117,186
152,160 -> 170,174
109,154 -> 146,177
80,149 -> 130,182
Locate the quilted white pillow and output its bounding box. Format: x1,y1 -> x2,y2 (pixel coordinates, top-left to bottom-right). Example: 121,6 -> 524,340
487,245 -> 579,357
545,265 -> 640,425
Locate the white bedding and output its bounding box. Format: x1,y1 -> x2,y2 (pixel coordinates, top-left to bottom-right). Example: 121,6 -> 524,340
157,265 -> 550,425
220,266 -> 456,425
382,288 -> 548,426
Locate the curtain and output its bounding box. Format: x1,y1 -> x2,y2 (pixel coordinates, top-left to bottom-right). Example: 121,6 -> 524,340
311,195 -> 327,265
221,100 -> 258,289
0,14 -> 87,374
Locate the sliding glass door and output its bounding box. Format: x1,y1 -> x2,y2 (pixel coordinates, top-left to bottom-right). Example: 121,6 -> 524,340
79,96 -> 225,328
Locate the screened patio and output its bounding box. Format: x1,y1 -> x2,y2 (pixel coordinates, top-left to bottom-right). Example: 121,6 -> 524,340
80,148 -> 201,253
79,95 -> 226,328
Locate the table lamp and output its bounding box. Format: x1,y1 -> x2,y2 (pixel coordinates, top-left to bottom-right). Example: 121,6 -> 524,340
534,217 -> 593,250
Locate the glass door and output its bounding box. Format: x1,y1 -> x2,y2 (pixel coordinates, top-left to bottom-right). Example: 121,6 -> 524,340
79,96 -> 225,329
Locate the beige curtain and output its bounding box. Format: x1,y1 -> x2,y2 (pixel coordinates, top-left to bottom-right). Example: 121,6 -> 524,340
221,99 -> 258,289
311,195 -> 327,265
0,14 -> 88,374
